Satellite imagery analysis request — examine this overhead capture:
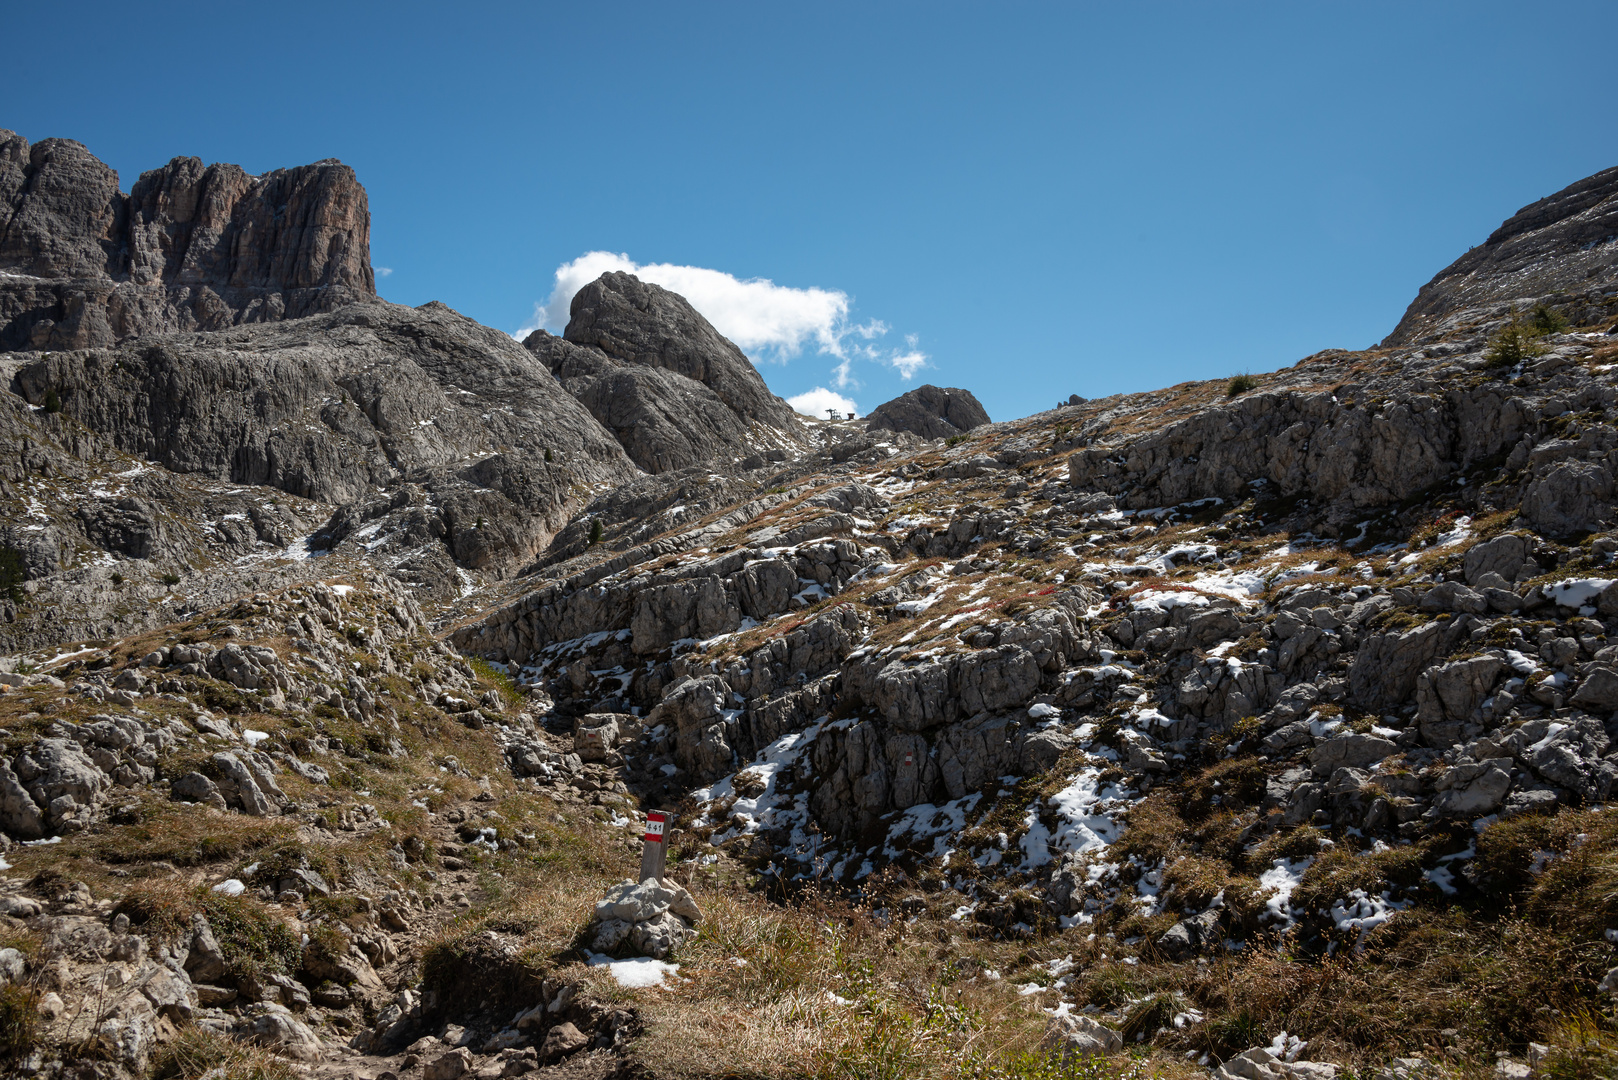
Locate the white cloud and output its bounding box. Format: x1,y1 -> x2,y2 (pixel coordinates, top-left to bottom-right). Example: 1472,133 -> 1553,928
520,252 -> 859,363
788,387 -> 859,419
831,357 -> 855,390
888,334 -> 928,380
519,251 -> 931,386
375,267 -> 393,277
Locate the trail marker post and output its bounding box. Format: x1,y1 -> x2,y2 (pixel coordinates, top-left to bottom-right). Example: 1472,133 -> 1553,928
638,810 -> 670,883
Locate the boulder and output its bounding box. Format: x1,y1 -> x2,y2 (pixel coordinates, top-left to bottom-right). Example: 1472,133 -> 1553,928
1042,1012 -> 1122,1058
242,1002 -> 324,1061
170,771 -> 227,810
1155,909 -> 1221,960
1572,666 -> 1618,712
1416,655 -> 1504,747
1523,461 -> 1614,536
1350,622 -> 1447,711
1215,1047 -> 1339,1080
0,759 -> 45,839
1464,534 -> 1529,585
11,737 -> 111,830
184,913 -> 228,984
424,1048 -> 473,1080
1431,759 -> 1513,816
1309,733 -> 1398,777
540,1021 -> 589,1062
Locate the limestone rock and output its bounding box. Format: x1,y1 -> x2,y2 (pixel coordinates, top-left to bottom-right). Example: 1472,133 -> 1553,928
1432,758 -> 1512,816
184,913 -> 228,984
1522,460 -> 1614,536
1155,909 -> 1221,960
1384,164 -> 1618,346
1416,655 -> 1504,747
527,328 -> 799,473
540,1021 -> 588,1062
562,271 -> 799,431
0,130 -> 374,352
11,737 -> 110,831
1309,733 -> 1397,777
242,1002 -> 324,1061
0,758 -> 45,839
170,771 -> 226,810
1042,1012 -> 1122,1058
14,300 -> 640,583
864,384 -> 991,441
424,1048 -> 473,1080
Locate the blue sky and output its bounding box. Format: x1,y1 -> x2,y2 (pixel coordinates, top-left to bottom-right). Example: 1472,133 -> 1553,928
7,2 -> 1616,422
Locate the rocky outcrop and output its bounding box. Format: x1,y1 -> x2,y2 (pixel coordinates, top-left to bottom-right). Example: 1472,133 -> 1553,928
525,327 -> 797,473
560,271 -> 800,431
1384,164 -> 1618,346
0,130 -> 374,352
864,384 -> 991,441
10,300 -> 639,580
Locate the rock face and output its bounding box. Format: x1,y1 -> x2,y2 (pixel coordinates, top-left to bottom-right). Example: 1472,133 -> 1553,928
1384,164 -> 1618,346
0,130 -> 374,352
526,324 -> 798,473
864,384 -> 990,440
555,270 -> 800,440
8,300 -> 639,593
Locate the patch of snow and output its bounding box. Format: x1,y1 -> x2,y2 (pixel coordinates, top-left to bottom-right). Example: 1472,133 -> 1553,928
1258,857 -> 1313,927
1018,767 -> 1133,869
1546,578 -> 1613,608
212,879 -> 247,897
586,953 -> 679,988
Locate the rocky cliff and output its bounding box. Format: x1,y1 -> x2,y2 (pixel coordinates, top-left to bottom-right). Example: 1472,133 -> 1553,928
0,130 -> 374,351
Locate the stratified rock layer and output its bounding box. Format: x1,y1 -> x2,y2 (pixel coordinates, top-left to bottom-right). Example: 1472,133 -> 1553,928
9,300 -> 639,596
864,383 -> 991,440
0,130 -> 374,351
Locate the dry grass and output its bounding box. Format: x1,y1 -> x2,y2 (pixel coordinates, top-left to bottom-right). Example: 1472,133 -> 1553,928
149,1025 -> 300,1080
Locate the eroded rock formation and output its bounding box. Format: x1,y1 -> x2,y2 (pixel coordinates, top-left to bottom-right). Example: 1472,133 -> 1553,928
0,130 -> 374,351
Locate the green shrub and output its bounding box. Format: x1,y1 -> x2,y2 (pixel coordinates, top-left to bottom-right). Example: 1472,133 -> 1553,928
1530,303 -> 1569,335
544,447 -> 554,463
161,572 -> 182,586
1227,373 -> 1259,396
588,519 -> 603,545
0,547 -> 24,604
1486,307 -> 1549,367
41,389 -> 61,414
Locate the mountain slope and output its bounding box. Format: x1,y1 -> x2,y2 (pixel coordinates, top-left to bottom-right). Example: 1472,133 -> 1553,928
1385,164 -> 1618,345
3,150 -> 1618,1080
